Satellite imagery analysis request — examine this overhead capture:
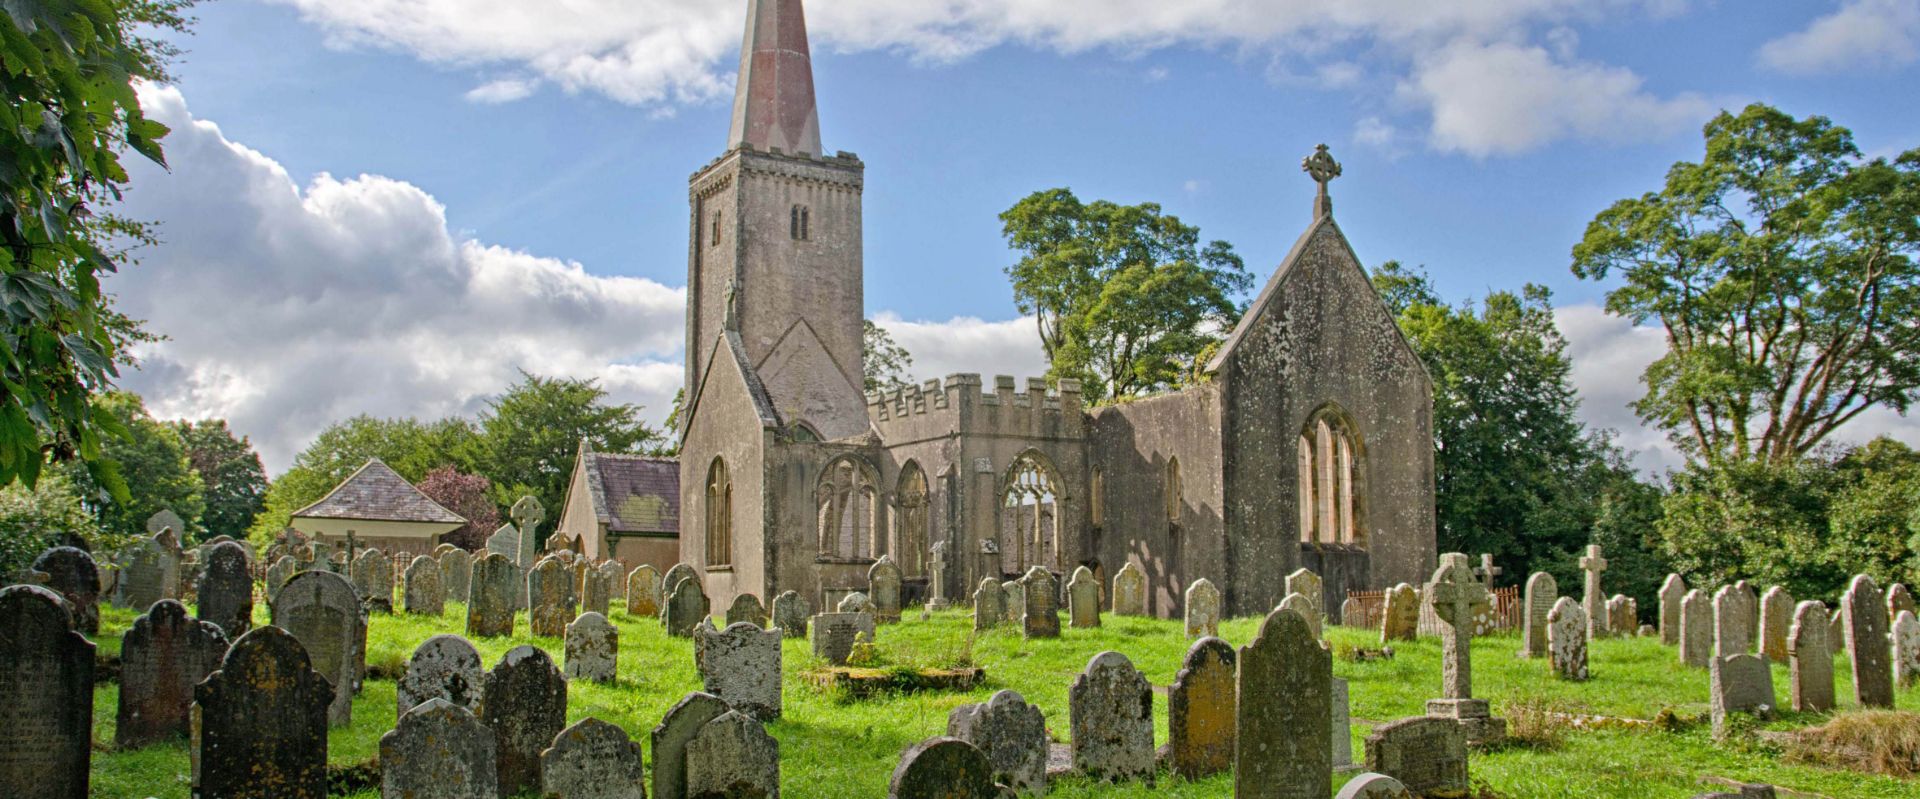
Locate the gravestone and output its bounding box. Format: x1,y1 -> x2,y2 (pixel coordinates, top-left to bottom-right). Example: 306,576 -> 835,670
270,570 -> 366,727
695,620 -> 783,719
889,738 -> 1001,799
973,578 -> 1004,631
947,689 -> 1047,795
1280,592 -> 1322,639
540,717 -> 646,799
1709,654 -> 1776,739
1658,574 -> 1687,646
468,552 -> 518,637
192,626 -> 330,799
379,698 -> 497,799
1547,597 -> 1589,681
627,564 -> 662,617
1607,595 -> 1636,638
661,563 -> 700,601
869,555 -> 903,623
1579,544 -> 1609,639
404,555 -> 445,616
1680,589 -> 1711,668
30,547 -> 100,634
1363,717 -> 1467,798
580,563 -> 613,617
1889,583 -> 1917,625
1714,581 -> 1758,657
1112,563 -> 1147,616
1425,557 -> 1504,745
439,548 -> 473,604
1893,610 -> 1920,688
479,645 -> 569,799
1022,566 -> 1060,639
651,692 -> 731,799
600,560 -> 628,602
510,496 -> 545,572
398,634 -> 484,717
120,534 -> 179,612
1759,586 -> 1794,662
770,590 -> 809,638
1235,606 -> 1330,798
1333,774 -> 1412,799
1169,637 -> 1237,780
1841,574 -> 1894,708
664,575 -> 712,638
1521,571 -> 1557,659
685,711 -> 780,799
1332,677 -> 1353,772
812,612 -> 876,666
266,555 -> 296,599
1001,581 -> 1025,624
1185,578 -> 1221,639
1070,651 -> 1154,783
1286,568 -> 1325,626
0,585 -> 93,799
528,557 -> 577,637
351,548 -> 394,613
1341,598 -> 1364,628
726,593 -> 769,628
838,591 -> 875,614
564,612 -> 619,683
1830,608 -> 1845,658
117,599 -> 227,748
1380,583 -> 1419,643
927,541 -> 951,611
1067,566 -> 1100,629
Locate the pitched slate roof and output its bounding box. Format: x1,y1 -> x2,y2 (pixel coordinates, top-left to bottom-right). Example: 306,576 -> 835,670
291,459 -> 466,525
583,452 -> 680,535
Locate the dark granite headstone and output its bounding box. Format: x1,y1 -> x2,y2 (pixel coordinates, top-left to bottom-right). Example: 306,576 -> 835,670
0,585 -> 94,799
116,599 -> 228,747
198,541 -> 254,638
192,625 -> 331,799
479,645 -> 568,798
30,547 -> 100,634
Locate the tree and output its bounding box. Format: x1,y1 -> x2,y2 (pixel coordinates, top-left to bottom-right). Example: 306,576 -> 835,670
1001,188 -> 1251,401
177,419 -> 266,540
1572,104 -> 1920,466
863,320 -> 915,393
416,467 -> 501,550
0,471 -> 107,575
477,372 -> 659,541
0,0 -> 196,492
249,415 -> 478,542
65,392 -> 203,541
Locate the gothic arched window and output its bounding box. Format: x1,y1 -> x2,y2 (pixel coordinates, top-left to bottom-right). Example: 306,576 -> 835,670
895,462 -> 930,577
817,457 -> 879,560
706,458 -> 733,566
1001,452 -> 1062,574
1298,406 -> 1365,547
790,205 -> 811,241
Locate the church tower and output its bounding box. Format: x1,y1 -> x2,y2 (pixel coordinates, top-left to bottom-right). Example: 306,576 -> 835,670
685,0 -> 868,442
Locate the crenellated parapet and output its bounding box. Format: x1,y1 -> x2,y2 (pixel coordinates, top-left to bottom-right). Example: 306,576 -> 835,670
868,373 -> 1085,441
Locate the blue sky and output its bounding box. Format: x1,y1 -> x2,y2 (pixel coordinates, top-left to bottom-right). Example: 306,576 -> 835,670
112,0 -> 1920,472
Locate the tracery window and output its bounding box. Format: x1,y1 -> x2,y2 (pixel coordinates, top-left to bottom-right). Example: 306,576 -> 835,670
818,457 -> 879,560
1298,406 -> 1364,546
895,462 -> 929,577
1000,452 -> 1062,574
706,458 -> 733,566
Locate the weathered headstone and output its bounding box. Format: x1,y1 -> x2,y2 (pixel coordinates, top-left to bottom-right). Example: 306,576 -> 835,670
1893,610 -> 1920,688
599,560 -> 627,602
1280,592 -> 1322,640
661,563 -> 700,602
1758,586 -> 1794,663
1547,597 -> 1589,681
838,591 -> 875,614
1680,589 -> 1711,668
1070,651 -> 1153,783
540,717 -> 646,799
651,692 -> 731,799
726,593 -> 769,628
1067,566 -> 1101,629
888,738 -> 1001,799
1286,568 -> 1325,626
1709,654 -> 1776,739
1841,574 -> 1895,708
30,547 -> 100,634
1341,598 -> 1364,628
479,645 -> 569,798
1714,581 -> 1758,657
1889,583 -> 1917,626
1658,573 -> 1687,646
192,626 -> 330,799
1787,600 -> 1834,713
1579,544 -> 1609,639
120,533 -> 179,612
946,689 -> 1047,795
811,612 -> 876,666
1235,606 -> 1330,798
565,612 -> 619,683
266,555 -> 297,599
351,548 -> 394,613
1333,773 -> 1412,799
529,556 -> 578,637
927,541 -> 952,611
1001,581 -> 1025,624
468,552 -> 518,637
439,548 -> 473,604
770,590 -> 809,638
1521,571 -> 1557,659
1169,637 -> 1237,780
695,620 -> 783,719
117,599 -> 227,748
664,574 -> 711,638
380,698 -> 498,799
404,555 -> 446,616
869,555 -> 903,623
1021,566 -> 1060,639
1830,608 -> 1846,658
580,563 -> 614,617
1331,677 -> 1353,772
195,541 -> 253,639
973,578 -> 1004,631
1363,717 -> 1467,798
626,564 -> 662,617
1185,578 -> 1221,639
1425,557 -> 1504,745
1380,583 -> 1418,643
1111,562 -> 1147,616
270,570 -> 366,726
399,634 -> 484,717
0,585 -> 93,799
685,711 -> 780,799
1607,595 -> 1636,638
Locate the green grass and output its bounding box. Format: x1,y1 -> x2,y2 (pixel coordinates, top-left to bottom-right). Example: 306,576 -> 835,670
86,602 -> 1920,798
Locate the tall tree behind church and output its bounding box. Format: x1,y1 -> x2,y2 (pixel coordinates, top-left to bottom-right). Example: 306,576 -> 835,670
478,372 -> 660,544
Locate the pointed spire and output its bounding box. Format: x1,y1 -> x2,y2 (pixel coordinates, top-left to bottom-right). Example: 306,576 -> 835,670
728,0 -> 823,156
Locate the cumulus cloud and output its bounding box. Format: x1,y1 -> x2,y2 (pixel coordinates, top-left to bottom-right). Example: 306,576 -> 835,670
869,313 -> 1049,386
266,0 -> 1709,155
1760,0 -> 1920,74
114,85 -> 687,472
464,76 -> 541,104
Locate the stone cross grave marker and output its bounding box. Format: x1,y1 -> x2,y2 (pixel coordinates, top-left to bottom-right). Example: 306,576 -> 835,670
627,564 -> 662,617
1579,544 -> 1608,639
1169,637 -> 1237,780
1069,651 -> 1154,783
379,698 -> 497,799
1547,597 -> 1589,681
31,547 -> 100,634
478,645 -> 568,799
1022,566 -> 1060,639
1426,557 -> 1505,745
651,692 -> 731,799
1068,566 -> 1101,629
1521,572 -> 1557,659
403,555 -> 445,616
927,541 -> 951,611
1186,578 -> 1221,639
1787,600 -> 1834,712
1680,589 -> 1711,668
1112,562 -> 1147,616
467,552 -> 518,638
1474,554 -> 1502,591
270,570 -> 366,727
1235,608 -> 1331,798
564,612 -> 619,683
540,717 -> 646,799
973,578 -> 1004,631
192,626 -> 330,799
946,689 -> 1047,795
888,738 -> 1001,799
1658,573 -> 1687,646
510,496 -> 545,570
1841,574 -> 1895,708
117,600 -> 227,748
398,634 -> 483,717
685,711 -> 780,799
771,590 -> 809,638
695,620 -> 783,719
0,585 -> 95,799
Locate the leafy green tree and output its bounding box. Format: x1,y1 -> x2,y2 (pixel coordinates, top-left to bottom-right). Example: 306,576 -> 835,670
863,320 -> 915,393
249,415 -> 478,542
0,471 -> 108,575
1001,188 -> 1250,401
1572,104 -> 1920,466
66,392 -> 203,541
177,420 -> 266,540
0,0 -> 196,492
477,372 -> 660,540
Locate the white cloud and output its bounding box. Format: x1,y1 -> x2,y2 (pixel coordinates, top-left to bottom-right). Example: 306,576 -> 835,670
115,85 -> 687,473
1353,115 -> 1399,148
1760,0 -> 1920,74
868,313 -> 1049,386
464,76 -> 540,104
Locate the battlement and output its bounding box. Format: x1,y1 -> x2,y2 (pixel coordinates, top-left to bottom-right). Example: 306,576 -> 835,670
867,373 -> 1084,426
690,143 -> 863,182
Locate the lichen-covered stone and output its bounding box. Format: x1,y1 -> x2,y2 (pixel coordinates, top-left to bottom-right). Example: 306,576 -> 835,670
1892,610 -> 1920,688
0,585 -> 95,798
946,690 -> 1046,795
810,612 -> 875,667
1713,581 -> 1758,658
404,555 -> 445,616
565,612 -> 619,684
1235,607 -> 1329,798
1185,578 -> 1220,639
770,590 -> 809,638
1069,651 -> 1153,783
1658,573 -> 1686,646
478,646 -> 568,798
1709,653 -> 1776,739
467,553 -> 518,638
973,579 -> 1004,631
1169,637 -> 1236,780
1020,567 -> 1059,639
1363,717 -> 1466,798
380,698 -> 497,799
439,548 -> 473,605
1579,544 -> 1609,639
869,556 -> 903,623
1379,583 -> 1418,644
1841,574 -> 1894,708
652,692 -> 731,799
665,576 -> 712,638
1285,568 -> 1324,625
1067,566 -> 1100,629
1111,563 -> 1146,616
627,564 -> 663,617
888,737 -> 1002,799
30,547 -> 100,634
192,626 -> 330,799
529,557 -> 578,638
540,717 -> 645,799
266,556 -> 297,600
398,634 -> 483,717
270,570 -> 366,727
726,593 -> 769,628
580,563 -> 614,617
1547,597 -> 1588,681
695,620 -> 782,719
1759,586 -> 1794,663
1521,572 -> 1556,659
1679,589 -> 1711,668
685,711 -> 779,799
351,548 -> 394,614
117,599 -> 227,748
1279,592 -> 1321,639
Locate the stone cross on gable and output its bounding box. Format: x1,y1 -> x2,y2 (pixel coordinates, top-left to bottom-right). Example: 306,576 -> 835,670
1475,554 -> 1503,590
1429,561 -> 1490,701
1580,544 -> 1608,638
1302,143 -> 1342,220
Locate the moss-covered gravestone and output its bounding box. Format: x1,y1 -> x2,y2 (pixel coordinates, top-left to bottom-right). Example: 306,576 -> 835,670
379,698 -> 497,799
540,718 -> 646,799
651,692 -> 731,799
270,570 -> 366,727
117,599 -> 228,748
0,585 -> 94,799
467,553 -> 517,638
479,646 -> 568,798
192,626 -> 330,799
30,547 -> 100,634
398,634 -> 484,717
1169,637 -> 1236,780
199,541 -> 254,638
889,738 -> 1002,799
1235,607 -> 1330,798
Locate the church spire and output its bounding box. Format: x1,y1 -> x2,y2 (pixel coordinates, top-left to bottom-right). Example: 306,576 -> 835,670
728,0 -> 823,156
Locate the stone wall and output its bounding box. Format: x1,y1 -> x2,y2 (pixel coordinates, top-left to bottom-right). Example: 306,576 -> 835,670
1087,385 -> 1226,618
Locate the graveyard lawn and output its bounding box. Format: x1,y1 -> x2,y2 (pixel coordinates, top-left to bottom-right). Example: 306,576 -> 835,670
88,604 -> 1920,798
